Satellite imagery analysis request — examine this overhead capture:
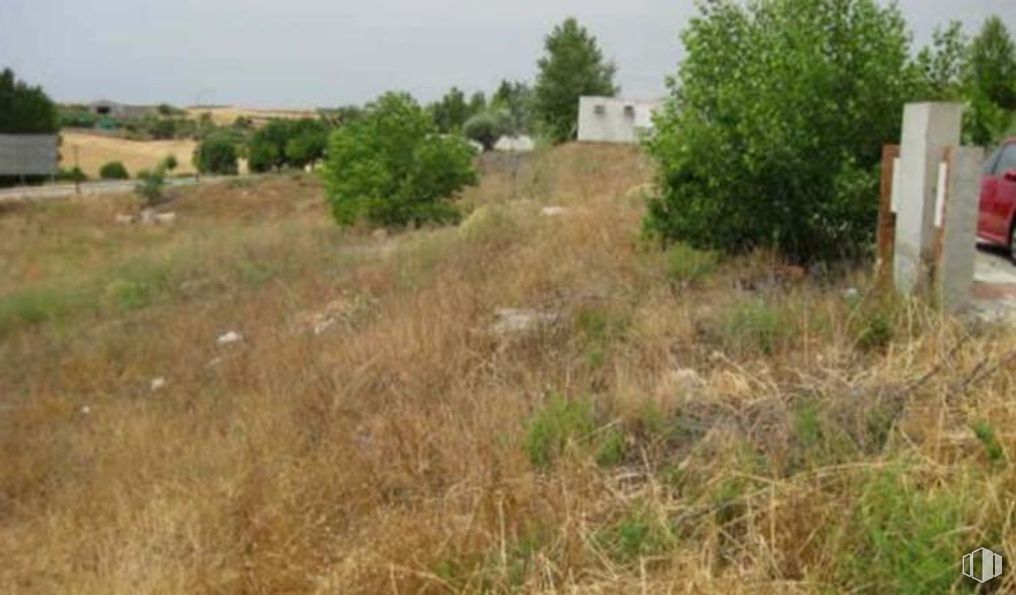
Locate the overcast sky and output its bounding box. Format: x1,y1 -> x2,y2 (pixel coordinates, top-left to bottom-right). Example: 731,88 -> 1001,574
0,1 -> 1012,108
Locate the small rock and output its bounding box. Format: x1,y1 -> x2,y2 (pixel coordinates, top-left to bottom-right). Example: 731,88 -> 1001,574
206,356 -> 224,369
80,405 -> 92,415
114,214 -> 135,224
541,206 -> 566,217
154,212 -> 176,225
217,331 -> 244,345
490,308 -> 560,337
150,377 -> 167,392
844,287 -> 860,300
313,317 -> 338,336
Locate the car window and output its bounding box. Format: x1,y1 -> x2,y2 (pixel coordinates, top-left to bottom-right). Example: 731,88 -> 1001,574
984,146 -> 1003,175
995,144 -> 1016,176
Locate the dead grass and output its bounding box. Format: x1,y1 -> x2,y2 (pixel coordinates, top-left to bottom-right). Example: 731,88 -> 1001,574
60,131 -> 198,178
1,144 -> 1014,593
185,106 -> 318,127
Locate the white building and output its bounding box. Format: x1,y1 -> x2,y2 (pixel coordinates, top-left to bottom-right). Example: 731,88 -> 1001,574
577,97 -> 661,144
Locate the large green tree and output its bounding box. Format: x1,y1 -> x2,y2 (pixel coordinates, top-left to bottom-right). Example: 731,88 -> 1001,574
969,16 -> 1016,111
534,18 -> 618,143
429,87 -> 470,133
915,17 -> 1015,145
320,92 -> 477,227
0,68 -> 58,134
646,0 -> 914,263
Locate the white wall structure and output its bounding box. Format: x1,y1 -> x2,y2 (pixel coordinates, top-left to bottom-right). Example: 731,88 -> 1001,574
893,103 -> 963,293
0,134 -> 59,176
577,97 -> 660,144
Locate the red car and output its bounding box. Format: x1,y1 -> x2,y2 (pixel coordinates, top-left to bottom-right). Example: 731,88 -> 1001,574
979,138 -> 1016,261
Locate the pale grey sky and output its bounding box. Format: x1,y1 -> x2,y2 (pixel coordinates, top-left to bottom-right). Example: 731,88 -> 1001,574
0,1 -> 1012,107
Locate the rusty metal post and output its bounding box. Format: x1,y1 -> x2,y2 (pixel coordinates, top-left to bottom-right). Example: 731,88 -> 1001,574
876,144 -> 899,292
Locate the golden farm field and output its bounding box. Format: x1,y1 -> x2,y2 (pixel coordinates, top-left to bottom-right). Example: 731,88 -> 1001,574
59,131 -> 198,178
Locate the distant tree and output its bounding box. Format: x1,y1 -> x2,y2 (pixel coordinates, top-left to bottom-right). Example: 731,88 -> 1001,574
492,79 -> 534,135
163,154 -> 178,172
468,91 -> 487,116
464,110 -> 509,151
0,68 -> 59,187
320,92 -> 478,227
534,18 -> 618,143
969,16 -> 1016,110
99,161 -> 130,180
285,119 -> 330,168
320,105 -> 364,127
915,22 -> 969,100
246,118 -> 329,172
193,135 -> 238,175
915,16 -> 1015,145
429,87 -> 470,133
0,68 -> 58,134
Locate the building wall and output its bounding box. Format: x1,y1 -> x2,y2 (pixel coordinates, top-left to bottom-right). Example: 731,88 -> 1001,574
0,134 -> 59,176
577,97 -> 660,144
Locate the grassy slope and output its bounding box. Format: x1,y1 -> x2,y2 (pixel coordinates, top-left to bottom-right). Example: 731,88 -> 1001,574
0,145 -> 1014,594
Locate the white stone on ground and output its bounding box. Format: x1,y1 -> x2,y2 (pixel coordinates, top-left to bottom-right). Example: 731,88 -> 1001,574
217,331 -> 244,345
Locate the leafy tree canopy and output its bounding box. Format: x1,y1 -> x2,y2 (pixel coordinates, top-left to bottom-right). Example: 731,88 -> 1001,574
534,18 -> 617,143
320,92 -> 478,228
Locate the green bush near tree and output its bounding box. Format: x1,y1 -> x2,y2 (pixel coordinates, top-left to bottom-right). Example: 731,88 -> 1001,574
645,0 -> 916,264
99,161 -> 129,180
248,118 -> 330,172
193,135 -> 238,175
319,92 -> 478,228
463,110 -> 509,151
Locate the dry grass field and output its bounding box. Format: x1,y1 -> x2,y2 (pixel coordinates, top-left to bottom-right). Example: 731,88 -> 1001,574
1,144 -> 1015,593
186,106 -> 318,127
60,131 -> 198,178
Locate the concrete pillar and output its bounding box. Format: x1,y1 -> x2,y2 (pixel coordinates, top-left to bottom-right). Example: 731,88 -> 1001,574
893,103 -> 963,294
938,146 -> 984,312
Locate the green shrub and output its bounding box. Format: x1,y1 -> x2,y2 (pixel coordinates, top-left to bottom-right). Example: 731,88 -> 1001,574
645,0 -> 916,263
193,135 -> 238,175
248,118 -> 329,172
836,467 -> 966,594
320,92 -> 477,228
971,421 -> 1005,464
134,168 -> 166,206
524,395 -> 595,468
99,161 -> 129,180
664,242 -> 719,287
722,300 -> 787,355
57,167 -> 87,183
596,507 -> 676,565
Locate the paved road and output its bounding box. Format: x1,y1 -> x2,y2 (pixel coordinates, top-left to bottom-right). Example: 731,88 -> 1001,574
0,174 -> 258,202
